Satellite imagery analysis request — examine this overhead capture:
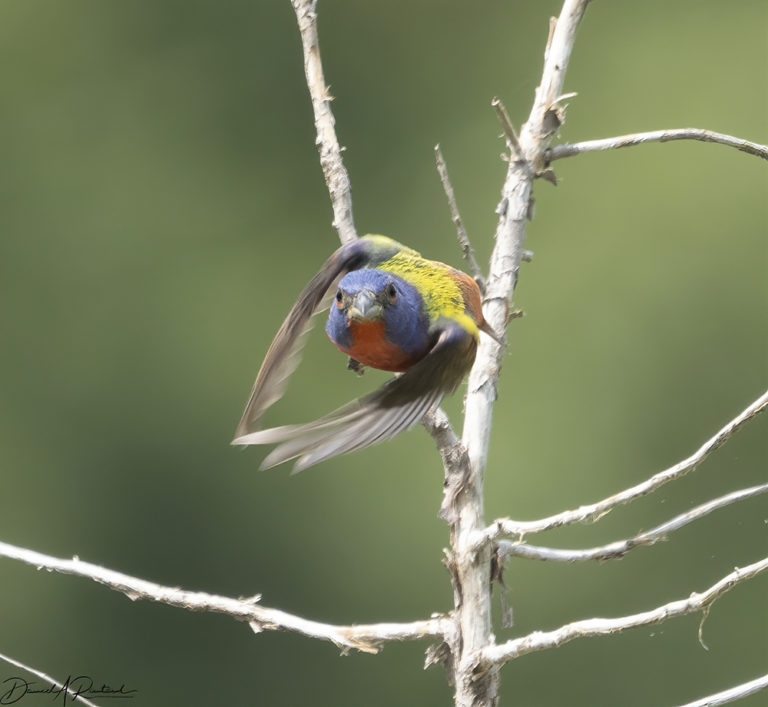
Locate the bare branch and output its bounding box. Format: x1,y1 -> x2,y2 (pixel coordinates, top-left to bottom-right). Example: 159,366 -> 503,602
0,540 -> 448,655
522,4 -> 589,164
291,0 -> 357,243
498,483 -> 768,562
547,128 -> 768,162
423,407 -> 471,524
490,98 -> 526,164
482,556 -> 768,666
0,652 -> 102,707
434,144 -> 485,285
676,673 -> 768,707
463,0 -> 589,477
478,390 -> 768,545
452,2 -> 591,704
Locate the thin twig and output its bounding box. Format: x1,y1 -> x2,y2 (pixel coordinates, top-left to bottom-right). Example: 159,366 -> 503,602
0,540 -> 449,655
491,98 -> 526,164
497,483 -> 768,562
0,652 -> 103,707
547,128 -> 768,162
675,672 -> 768,707
291,0 -> 357,243
482,555 -> 768,666
476,390 -> 768,545
434,144 -> 485,285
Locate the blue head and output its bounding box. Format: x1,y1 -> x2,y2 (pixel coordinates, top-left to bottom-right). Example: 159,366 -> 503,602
325,268 -> 430,371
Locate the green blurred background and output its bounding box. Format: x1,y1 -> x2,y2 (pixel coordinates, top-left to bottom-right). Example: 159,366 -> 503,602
0,1 -> 765,705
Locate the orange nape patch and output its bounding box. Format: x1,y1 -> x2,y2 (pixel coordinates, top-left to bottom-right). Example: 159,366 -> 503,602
334,320 -> 423,372
452,269 -> 484,325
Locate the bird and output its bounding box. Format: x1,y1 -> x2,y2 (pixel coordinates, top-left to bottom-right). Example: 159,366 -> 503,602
232,234 -> 498,472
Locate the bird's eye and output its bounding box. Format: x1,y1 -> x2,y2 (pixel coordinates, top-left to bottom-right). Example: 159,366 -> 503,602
387,283 -> 397,301
335,289 -> 344,306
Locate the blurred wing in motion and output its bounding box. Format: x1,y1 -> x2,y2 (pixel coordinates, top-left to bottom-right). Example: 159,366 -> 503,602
233,240 -> 369,439
233,319 -> 477,472
233,237 -> 405,438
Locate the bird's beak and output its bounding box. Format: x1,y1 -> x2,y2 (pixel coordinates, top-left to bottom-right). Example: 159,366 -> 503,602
347,289 -> 383,321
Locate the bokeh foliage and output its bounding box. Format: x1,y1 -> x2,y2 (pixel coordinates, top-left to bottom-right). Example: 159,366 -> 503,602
0,1 -> 765,705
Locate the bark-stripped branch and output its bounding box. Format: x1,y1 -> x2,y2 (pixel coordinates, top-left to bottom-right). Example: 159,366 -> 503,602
498,483 -> 768,562
547,128 -> 768,162
451,3 -> 591,704
463,0 -> 590,478
291,0 -> 357,243
0,652 -> 102,707
491,97 -> 526,165
0,540 -> 449,655
676,673 -> 768,707
477,390 -> 768,546
482,556 -> 768,666
422,406 -> 472,525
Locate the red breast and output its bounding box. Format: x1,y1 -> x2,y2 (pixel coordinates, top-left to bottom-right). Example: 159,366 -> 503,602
335,320 -> 421,372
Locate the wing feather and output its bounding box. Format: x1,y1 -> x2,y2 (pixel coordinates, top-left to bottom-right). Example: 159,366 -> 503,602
234,240 -> 376,438
233,319 -> 477,472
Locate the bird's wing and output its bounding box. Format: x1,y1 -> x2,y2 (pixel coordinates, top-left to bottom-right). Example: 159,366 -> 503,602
234,239 -> 381,439
232,318 -> 477,472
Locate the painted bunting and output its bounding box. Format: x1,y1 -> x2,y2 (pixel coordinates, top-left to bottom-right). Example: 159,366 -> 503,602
232,234 -> 498,472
